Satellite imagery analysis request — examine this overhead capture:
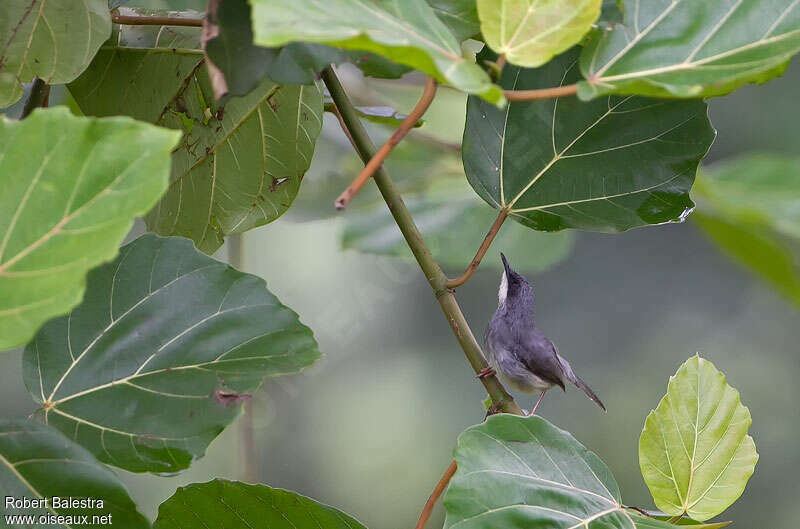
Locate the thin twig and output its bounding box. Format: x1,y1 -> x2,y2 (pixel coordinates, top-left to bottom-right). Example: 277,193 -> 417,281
504,83 -> 578,101
414,461 -> 457,529
21,77 -> 50,119
446,208 -> 509,289
322,66 -> 522,415
111,14 -> 204,27
334,77 -> 438,210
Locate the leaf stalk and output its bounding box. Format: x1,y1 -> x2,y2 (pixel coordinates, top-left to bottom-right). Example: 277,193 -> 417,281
446,207 -> 508,288
504,83 -> 578,101
334,77 -> 438,210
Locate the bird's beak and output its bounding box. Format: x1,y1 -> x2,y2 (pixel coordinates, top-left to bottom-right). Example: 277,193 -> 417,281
500,252 -> 512,276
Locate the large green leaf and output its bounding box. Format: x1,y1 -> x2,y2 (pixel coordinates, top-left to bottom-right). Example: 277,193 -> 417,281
250,0 -> 504,105
427,0 -> 480,42
69,20 -> 324,254
154,479 -> 368,529
0,420 -> 149,528
579,0 -> 800,99
444,414 -> 680,529
0,107 -> 180,352
204,0 -> 409,98
478,0 -> 601,67
23,234 -> 320,473
343,170 -> 575,273
693,155 -> 800,308
639,355 -> 758,521
463,48 -> 715,233
0,0 -> 111,108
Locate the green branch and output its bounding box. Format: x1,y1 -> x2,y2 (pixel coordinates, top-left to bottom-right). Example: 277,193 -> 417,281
321,66 -> 521,415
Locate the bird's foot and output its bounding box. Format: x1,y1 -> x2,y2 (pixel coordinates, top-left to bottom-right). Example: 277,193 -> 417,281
476,366 -> 496,379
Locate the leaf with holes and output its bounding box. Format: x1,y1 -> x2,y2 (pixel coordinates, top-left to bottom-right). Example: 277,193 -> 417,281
23,234 -> 320,473
0,0 -> 111,108
0,420 -> 149,527
154,479 -> 368,529
463,48 -> 714,233
444,414 -> 682,529
579,0 -> 800,99
0,107 -> 180,352
639,355 -> 758,521
68,18 -> 323,254
250,0 -> 504,104
478,0 -> 601,67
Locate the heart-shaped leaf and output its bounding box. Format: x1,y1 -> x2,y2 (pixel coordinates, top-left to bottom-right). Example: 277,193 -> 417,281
0,420 -> 149,528
0,107 -> 180,351
639,355 -> 758,521
479,0 -> 601,67
0,0 -> 111,108
250,0 -> 504,105
579,0 -> 800,99
154,479 -> 368,529
69,20 -> 324,254
24,234 -> 320,473
463,48 -> 714,232
444,414 -> 681,529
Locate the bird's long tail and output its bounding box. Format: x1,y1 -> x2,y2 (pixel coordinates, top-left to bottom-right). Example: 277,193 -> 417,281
570,373 -> 606,412
557,355 -> 606,411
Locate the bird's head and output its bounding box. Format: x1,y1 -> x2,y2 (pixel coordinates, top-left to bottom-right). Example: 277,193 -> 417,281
498,253 -> 534,310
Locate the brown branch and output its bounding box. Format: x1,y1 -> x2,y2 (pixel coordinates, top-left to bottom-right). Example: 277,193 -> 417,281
446,207 -> 509,289
322,66 -> 521,415
503,83 -> 578,101
334,77 -> 438,210
414,460 -> 457,529
111,14 -> 204,27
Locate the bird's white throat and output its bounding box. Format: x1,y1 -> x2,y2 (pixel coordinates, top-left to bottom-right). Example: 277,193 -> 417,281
498,271 -> 508,305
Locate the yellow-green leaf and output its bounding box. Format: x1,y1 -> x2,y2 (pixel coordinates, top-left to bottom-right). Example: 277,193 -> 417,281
639,355 -> 758,521
479,0 -> 601,67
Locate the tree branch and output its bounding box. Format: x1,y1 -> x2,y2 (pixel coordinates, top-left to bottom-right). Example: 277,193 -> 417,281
335,77 -> 438,210
111,14 -> 204,27
322,66 -> 521,414
446,208 -> 508,289
415,460 -> 457,529
21,77 -> 50,119
503,84 -> 578,101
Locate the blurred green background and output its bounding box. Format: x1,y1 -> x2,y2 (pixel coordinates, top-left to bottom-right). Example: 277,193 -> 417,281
3,4 -> 800,526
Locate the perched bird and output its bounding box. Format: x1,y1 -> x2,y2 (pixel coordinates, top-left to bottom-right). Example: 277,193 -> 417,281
479,253 -> 605,416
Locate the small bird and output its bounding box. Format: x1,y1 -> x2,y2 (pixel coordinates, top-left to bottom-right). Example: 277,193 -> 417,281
479,253 -> 605,416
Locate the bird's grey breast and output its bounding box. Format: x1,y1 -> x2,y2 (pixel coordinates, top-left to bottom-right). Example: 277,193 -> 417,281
485,310 -> 557,393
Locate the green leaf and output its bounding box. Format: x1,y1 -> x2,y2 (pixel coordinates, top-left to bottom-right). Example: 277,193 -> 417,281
444,414 -> 681,529
324,101 -> 425,128
427,0 -> 481,42
643,511 -> 731,528
23,234 -> 320,473
478,0 -> 601,67
69,20 -> 324,254
694,211 -> 800,308
250,0 -> 504,105
154,479 -> 367,529
639,355 -> 758,521
343,174 -> 575,272
692,154 -> 800,308
0,419 -> 149,528
579,0 -> 800,99
204,0 -> 409,98
0,107 -> 180,352
0,0 -> 111,108
463,48 -> 715,232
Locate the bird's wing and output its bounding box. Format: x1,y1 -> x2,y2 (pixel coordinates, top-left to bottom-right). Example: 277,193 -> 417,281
514,328 -> 566,390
